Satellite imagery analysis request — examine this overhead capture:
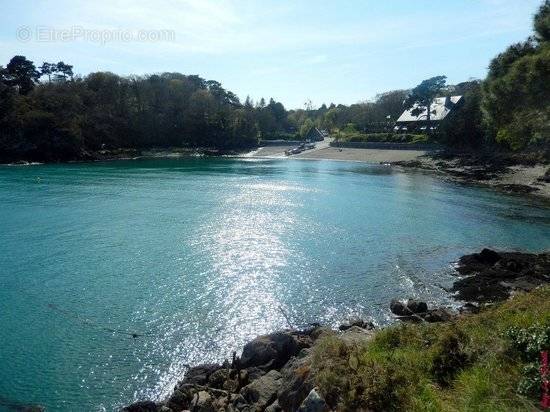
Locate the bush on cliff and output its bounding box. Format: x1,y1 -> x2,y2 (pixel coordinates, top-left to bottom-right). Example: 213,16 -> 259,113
311,286 -> 550,411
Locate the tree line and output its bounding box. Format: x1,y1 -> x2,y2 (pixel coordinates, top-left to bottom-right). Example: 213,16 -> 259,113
0,1 -> 548,163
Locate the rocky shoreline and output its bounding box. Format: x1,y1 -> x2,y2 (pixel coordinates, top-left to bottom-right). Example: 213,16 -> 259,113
122,248 -> 550,412
392,150 -> 550,201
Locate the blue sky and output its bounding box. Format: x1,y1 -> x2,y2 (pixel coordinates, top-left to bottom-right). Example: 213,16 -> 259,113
0,0 -> 542,109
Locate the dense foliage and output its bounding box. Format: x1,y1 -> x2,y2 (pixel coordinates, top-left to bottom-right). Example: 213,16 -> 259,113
482,0 -> 550,150
0,63 -> 268,162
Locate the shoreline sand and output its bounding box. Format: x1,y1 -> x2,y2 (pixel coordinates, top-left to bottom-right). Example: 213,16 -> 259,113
249,145 -> 550,201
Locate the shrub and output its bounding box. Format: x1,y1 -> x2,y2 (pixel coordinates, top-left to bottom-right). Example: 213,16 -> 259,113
430,326 -> 470,386
342,132 -> 429,144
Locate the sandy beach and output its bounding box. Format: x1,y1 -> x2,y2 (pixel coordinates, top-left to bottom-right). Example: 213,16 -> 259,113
251,144 -> 426,163
250,143 -> 550,200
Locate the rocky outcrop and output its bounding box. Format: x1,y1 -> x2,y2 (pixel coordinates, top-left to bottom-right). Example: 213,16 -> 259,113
452,249 -> 550,303
240,332 -> 306,370
390,299 -> 453,323
122,324 -> 366,412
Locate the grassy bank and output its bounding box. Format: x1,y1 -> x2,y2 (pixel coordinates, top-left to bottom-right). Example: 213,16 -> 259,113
311,286 -> 550,411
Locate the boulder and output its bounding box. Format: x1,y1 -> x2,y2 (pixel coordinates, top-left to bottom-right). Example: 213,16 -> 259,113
338,319 -> 375,331
191,391 -> 214,412
278,355 -> 314,412
265,400 -> 282,412
240,332 -> 299,369
297,388 -> 329,412
340,325 -> 376,344
406,299 -> 428,314
181,364 -> 222,386
477,248 -> 501,265
423,308 -> 453,323
459,303 -> 480,315
167,388 -> 193,411
240,370 -> 282,410
208,368 -> 229,389
390,299 -> 408,316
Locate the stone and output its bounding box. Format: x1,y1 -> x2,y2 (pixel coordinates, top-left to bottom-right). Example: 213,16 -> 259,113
297,388 -> 329,412
167,389 -> 193,411
181,364 -> 222,386
459,303 -> 480,314
340,325 -> 376,343
240,332 -> 299,369
308,326 -> 335,341
423,308 -> 453,323
265,399 -> 282,411
278,355 -> 314,412
240,370 -> 282,410
477,248 -> 501,265
406,299 -> 428,314
390,299 -> 408,316
338,318 -> 375,331
192,391 -> 215,412
208,368 -> 229,389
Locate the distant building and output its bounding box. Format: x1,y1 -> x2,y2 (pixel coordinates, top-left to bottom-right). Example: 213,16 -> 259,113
395,95 -> 463,133
306,127 -> 327,141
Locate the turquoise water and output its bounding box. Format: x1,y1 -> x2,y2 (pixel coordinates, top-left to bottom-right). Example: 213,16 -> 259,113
0,157 -> 549,411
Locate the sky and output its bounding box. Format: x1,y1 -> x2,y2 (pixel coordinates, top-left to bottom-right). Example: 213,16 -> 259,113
0,0 -> 543,109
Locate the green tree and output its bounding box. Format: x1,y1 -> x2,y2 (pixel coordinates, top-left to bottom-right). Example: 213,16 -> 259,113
482,2 -> 550,150
299,118 -> 315,138
534,0 -> 550,42
4,56 -> 40,94
403,76 -> 447,134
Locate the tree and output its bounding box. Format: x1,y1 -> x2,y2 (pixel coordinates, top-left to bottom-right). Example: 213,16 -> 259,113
534,0 -> 550,42
481,2 -> 550,150
40,62 -> 54,82
299,118 -> 315,138
55,62 -> 74,81
4,56 -> 40,94
403,76 -> 447,134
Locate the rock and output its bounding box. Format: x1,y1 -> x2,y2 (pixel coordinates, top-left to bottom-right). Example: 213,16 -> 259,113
340,326 -> 376,344
240,370 -> 282,410
167,389 -> 193,411
478,248 -> 501,265
245,366 -> 266,383
240,332 -> 300,370
278,355 -> 314,412
297,388 -> 329,412
452,250 -> 550,303
391,299 -> 428,316
265,400 -> 282,412
181,364 -> 222,386
121,400 -> 159,412
192,391 -> 214,412
338,318 -> 375,331
231,394 -> 249,410
308,326 -> 335,341
406,299 -> 428,314
208,368 -> 229,389
459,303 -> 480,314
390,299 -> 408,316
423,308 -> 453,323
495,183 -> 539,194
